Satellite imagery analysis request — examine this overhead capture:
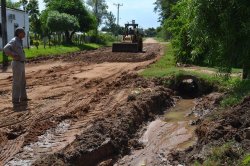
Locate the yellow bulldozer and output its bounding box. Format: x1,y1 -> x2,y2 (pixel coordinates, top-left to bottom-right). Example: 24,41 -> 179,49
112,20 -> 143,52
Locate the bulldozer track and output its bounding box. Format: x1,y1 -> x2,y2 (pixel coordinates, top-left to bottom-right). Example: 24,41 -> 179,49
0,43 -> 165,165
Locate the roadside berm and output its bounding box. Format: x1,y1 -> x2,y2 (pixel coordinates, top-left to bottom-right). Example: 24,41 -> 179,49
168,94 -> 250,165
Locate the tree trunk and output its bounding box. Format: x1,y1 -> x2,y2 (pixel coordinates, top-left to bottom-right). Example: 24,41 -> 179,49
65,31 -> 76,44
243,64 -> 250,79
48,35 -> 51,48
65,31 -> 71,44
70,31 -> 76,44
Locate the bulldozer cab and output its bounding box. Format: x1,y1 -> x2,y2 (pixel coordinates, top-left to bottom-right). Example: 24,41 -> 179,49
112,20 -> 143,52
125,23 -> 138,35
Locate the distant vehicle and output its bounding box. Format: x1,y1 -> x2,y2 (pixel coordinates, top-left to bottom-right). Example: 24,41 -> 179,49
112,20 -> 143,52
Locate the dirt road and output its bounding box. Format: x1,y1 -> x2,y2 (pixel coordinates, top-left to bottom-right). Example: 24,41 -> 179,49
0,38 -> 200,165
0,41 -> 172,165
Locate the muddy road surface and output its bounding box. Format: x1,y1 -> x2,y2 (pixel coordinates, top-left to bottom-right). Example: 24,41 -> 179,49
0,42 -> 167,165
0,40 -> 197,166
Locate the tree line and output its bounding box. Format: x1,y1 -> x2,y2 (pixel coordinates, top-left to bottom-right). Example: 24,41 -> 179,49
5,0 -> 159,45
154,0 -> 250,79
4,0 -> 124,44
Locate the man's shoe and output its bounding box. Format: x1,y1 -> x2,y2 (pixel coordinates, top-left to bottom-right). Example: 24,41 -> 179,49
12,98 -> 20,103
12,101 -> 20,105
13,102 -> 28,111
20,98 -> 31,102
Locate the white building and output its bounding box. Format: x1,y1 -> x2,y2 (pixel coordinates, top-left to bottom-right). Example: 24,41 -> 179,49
0,7 -> 29,49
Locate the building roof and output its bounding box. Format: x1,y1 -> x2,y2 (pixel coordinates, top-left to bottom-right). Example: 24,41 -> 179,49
0,6 -> 25,13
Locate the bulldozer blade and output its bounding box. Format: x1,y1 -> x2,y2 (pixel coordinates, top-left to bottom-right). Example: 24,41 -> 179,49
112,43 -> 139,52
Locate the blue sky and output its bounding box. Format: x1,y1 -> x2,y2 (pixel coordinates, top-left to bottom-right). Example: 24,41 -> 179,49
16,0 -> 161,29
105,0 -> 160,29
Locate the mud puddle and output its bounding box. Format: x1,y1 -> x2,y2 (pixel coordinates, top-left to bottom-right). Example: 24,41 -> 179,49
164,99 -> 197,150
115,99 -> 197,166
5,120 -> 84,166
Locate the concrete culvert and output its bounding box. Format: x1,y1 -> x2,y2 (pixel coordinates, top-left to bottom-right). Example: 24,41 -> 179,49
175,75 -> 201,98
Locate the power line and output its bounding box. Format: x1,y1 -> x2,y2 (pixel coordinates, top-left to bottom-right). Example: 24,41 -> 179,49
113,3 -> 123,26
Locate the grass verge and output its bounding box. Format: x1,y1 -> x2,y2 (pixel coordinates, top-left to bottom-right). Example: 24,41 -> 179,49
0,43 -> 100,63
194,142 -> 243,166
241,154 -> 250,166
141,42 -> 250,165
141,42 -> 250,107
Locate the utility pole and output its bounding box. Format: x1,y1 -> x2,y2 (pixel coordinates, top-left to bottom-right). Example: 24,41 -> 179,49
95,0 -> 98,36
1,0 -> 8,69
113,3 -> 123,26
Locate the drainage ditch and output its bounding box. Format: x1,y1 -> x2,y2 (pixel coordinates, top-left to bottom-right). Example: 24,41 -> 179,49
15,74 -> 216,166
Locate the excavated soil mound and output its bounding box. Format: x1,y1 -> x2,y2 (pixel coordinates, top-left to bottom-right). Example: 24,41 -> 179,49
196,96 -> 250,146
32,74 -> 173,166
168,95 -> 250,165
27,43 -> 161,64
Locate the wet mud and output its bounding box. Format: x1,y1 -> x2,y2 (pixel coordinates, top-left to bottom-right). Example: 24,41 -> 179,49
168,94 -> 250,165
33,85 -> 173,166
1,41 -> 230,166
0,43 -> 175,165
115,99 -> 197,166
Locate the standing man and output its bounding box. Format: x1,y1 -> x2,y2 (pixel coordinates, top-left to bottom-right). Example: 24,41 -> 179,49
4,27 -> 29,106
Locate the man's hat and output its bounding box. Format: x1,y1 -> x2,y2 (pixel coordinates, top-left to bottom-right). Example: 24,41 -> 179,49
15,27 -> 25,37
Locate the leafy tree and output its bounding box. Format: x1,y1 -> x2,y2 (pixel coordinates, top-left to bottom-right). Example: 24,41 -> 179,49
19,0 -> 28,9
26,0 -> 39,16
26,0 -> 41,36
44,0 -> 96,43
154,0 -> 180,39
163,0 -> 195,64
158,0 -> 250,79
0,0 -> 21,9
40,10 -> 50,38
86,0 -> 108,34
154,0 -> 179,24
4,0 -> 41,35
103,11 -> 116,33
47,11 -> 79,33
144,28 -> 157,37
20,0 -> 27,5
191,0 -> 250,79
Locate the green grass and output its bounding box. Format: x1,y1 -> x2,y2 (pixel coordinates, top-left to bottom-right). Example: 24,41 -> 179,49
221,79 -> 250,107
153,37 -> 167,43
140,42 -> 250,107
0,43 -> 100,63
241,154 -> 250,166
194,142 -> 243,166
191,66 -> 242,74
141,42 -> 242,78
141,42 -> 222,81
141,42 -> 178,77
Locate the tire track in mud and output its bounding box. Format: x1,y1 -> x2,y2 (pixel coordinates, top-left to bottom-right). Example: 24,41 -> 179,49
0,70 -> 119,165
1,74 -> 114,164
0,43 -> 164,165
33,86 -> 174,166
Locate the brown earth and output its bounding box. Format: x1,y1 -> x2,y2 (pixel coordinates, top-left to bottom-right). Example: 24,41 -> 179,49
2,39 -> 232,166
114,98 -> 197,166
168,94 -> 250,165
0,42 -> 179,165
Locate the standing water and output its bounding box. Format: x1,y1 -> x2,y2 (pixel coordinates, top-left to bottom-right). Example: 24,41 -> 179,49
115,99 -> 197,166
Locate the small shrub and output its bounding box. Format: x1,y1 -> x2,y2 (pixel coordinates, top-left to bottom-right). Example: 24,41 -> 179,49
241,154 -> 250,166
200,142 -> 242,166
34,40 -> 39,49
